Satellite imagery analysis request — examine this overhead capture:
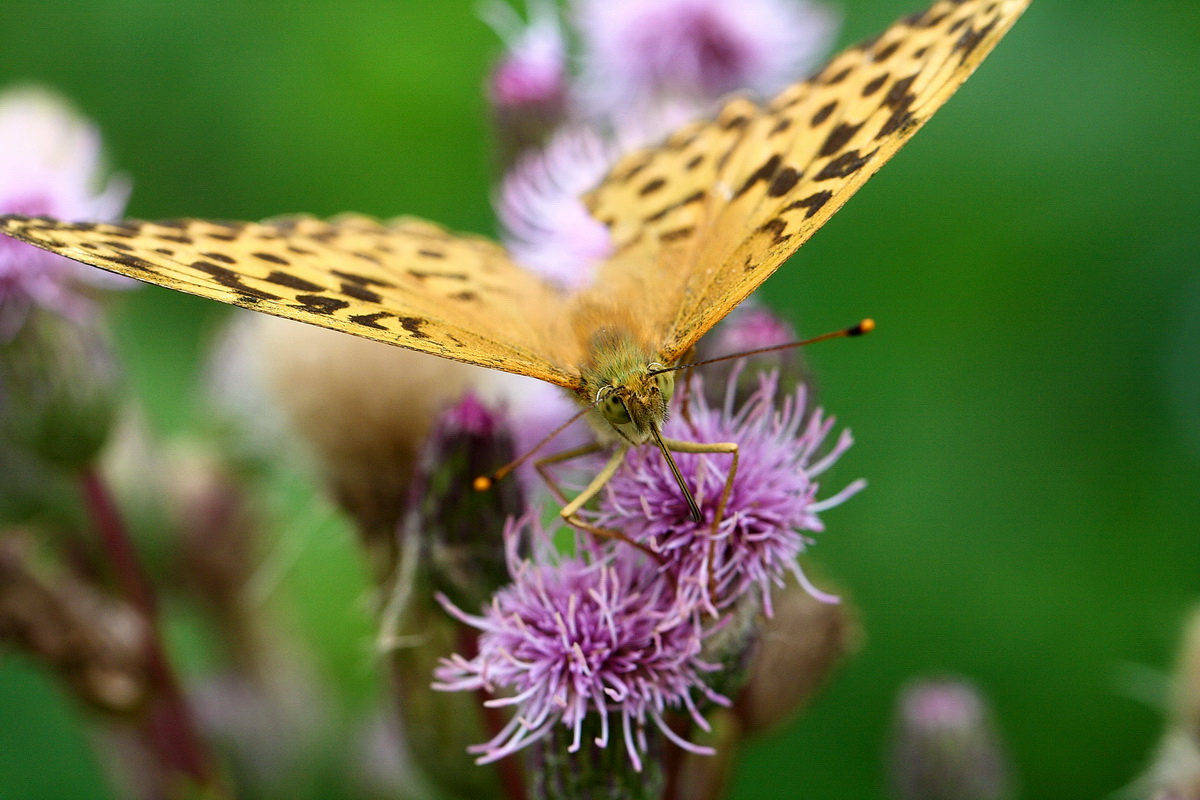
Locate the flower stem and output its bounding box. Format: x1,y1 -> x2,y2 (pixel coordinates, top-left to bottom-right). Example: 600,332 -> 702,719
78,466 -> 223,794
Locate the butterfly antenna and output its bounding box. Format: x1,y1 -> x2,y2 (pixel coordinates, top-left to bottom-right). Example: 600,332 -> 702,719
648,423 -> 703,524
473,400 -> 597,492
648,318 -> 874,376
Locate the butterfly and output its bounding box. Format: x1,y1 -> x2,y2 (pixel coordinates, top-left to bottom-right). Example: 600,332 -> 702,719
0,0 -> 1029,525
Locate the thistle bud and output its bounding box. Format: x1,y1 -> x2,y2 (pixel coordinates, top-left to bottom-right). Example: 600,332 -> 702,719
890,678 -> 1013,800
0,307 -> 120,470
735,580 -> 855,736
409,393 -> 525,611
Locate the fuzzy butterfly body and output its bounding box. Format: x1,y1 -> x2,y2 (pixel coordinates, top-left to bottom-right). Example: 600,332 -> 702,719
0,0 -> 1029,426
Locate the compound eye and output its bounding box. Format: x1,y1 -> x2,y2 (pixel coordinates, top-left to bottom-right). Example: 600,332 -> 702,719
595,385 -> 613,404
601,395 -> 631,426
655,369 -> 675,404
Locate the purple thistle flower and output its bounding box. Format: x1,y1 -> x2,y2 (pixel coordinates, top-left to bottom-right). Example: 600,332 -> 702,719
483,0 -> 569,113
494,127 -> 616,287
591,369 -> 864,615
573,0 -> 838,128
434,517 -> 728,771
0,87 -> 131,336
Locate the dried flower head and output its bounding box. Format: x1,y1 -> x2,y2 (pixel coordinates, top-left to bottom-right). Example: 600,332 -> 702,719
591,369 -> 864,614
434,517 -> 727,772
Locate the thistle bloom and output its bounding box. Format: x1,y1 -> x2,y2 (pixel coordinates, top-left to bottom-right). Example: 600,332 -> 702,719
494,127 -> 615,287
0,87 -> 130,335
591,369 -> 864,614
574,0 -> 838,128
434,518 -> 727,772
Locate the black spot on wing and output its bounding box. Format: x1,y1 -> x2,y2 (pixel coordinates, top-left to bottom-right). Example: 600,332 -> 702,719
756,218 -> 791,245
407,270 -> 467,281
874,41 -> 901,62
332,270 -> 396,288
253,252 -> 290,265
784,190 -> 834,219
660,226 -> 696,243
340,282 -> 382,303
398,317 -> 430,339
109,254 -> 157,273
820,121 -> 865,157
815,149 -> 877,181
810,101 -> 837,127
295,294 -> 349,315
639,178 -> 667,196
733,154 -> 782,200
862,74 -> 889,97
876,74 -> 920,139
645,190 -> 706,224
767,167 -> 803,198
265,271 -> 324,292
954,16 -> 998,61
192,260 -> 281,301
824,66 -> 853,85
351,312 -> 391,329
201,251 -> 237,264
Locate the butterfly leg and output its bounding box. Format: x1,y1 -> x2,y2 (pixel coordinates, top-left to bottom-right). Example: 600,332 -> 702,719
533,441 -> 606,509
535,443 -> 665,562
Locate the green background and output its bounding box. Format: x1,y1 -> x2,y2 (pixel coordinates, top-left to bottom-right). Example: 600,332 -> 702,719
2,0 -> 1198,797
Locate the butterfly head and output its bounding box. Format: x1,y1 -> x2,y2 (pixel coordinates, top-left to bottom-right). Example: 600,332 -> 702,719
593,364 -> 675,445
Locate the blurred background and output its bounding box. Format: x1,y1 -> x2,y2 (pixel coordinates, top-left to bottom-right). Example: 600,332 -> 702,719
0,0 -> 1197,798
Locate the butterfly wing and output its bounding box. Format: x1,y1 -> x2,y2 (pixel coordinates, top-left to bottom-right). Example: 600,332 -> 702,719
583,0 -> 1030,363
0,213 -> 583,387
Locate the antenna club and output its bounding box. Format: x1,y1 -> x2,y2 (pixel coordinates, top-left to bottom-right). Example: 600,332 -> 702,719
473,475 -> 493,492
853,318 -> 875,336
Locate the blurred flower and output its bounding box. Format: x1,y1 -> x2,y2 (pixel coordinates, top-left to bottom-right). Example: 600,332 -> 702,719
495,127 -> 615,287
483,0 -> 570,163
1138,607 -> 1200,800
890,678 -> 1013,800
0,86 -> 130,336
434,517 -> 727,772
201,311 -> 294,469
591,370 -> 863,613
574,0 -> 837,130
189,667 -> 328,797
